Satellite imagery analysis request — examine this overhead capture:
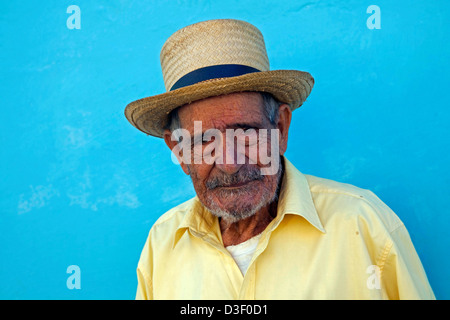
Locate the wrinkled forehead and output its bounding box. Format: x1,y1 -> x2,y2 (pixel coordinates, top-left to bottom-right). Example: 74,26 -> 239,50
177,92 -> 268,132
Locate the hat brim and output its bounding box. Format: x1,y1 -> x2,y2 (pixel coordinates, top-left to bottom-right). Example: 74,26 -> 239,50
124,70 -> 314,138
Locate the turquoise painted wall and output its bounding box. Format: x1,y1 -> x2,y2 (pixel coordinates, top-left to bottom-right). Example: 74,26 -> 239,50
1,0 -> 449,299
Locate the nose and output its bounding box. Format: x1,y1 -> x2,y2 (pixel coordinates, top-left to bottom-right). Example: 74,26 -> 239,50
214,134 -> 243,175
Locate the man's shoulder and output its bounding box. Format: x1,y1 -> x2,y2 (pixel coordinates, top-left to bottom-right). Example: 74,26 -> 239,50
151,196 -> 198,230
304,174 -> 404,233
305,174 -> 371,199
140,197 -> 199,253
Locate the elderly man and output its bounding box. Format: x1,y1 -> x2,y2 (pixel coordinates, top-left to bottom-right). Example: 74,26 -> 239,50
125,19 -> 434,299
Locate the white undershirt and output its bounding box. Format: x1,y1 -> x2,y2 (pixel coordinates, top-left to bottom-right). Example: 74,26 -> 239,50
225,233 -> 263,275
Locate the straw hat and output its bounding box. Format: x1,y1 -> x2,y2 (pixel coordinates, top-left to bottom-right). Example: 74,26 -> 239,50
124,19 -> 314,138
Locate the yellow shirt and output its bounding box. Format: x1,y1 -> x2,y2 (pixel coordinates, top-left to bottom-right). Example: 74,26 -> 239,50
136,158 -> 435,300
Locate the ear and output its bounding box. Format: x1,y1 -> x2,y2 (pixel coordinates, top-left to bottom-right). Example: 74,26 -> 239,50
163,129 -> 191,175
276,104 -> 292,155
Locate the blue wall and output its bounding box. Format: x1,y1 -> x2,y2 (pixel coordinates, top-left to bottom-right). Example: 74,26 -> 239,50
1,0 -> 449,299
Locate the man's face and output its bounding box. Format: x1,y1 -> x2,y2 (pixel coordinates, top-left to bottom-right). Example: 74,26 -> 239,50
164,92 -> 291,223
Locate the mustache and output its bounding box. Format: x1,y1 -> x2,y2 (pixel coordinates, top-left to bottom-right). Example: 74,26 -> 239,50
205,167 -> 264,190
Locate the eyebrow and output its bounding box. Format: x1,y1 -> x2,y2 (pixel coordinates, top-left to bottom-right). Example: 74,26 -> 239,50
226,122 -> 264,130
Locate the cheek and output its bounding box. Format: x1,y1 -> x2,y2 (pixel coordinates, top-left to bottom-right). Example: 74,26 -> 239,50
259,174 -> 278,193
188,164 -> 211,192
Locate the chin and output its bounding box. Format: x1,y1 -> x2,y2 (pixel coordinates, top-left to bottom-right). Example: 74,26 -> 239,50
203,184 -> 275,223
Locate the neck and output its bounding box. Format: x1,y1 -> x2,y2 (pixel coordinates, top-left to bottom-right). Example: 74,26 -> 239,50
220,162 -> 284,247
220,201 -> 277,246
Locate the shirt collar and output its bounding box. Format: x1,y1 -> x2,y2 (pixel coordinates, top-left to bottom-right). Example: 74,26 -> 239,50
276,157 -> 326,233
173,156 -> 325,248
172,197 -> 222,249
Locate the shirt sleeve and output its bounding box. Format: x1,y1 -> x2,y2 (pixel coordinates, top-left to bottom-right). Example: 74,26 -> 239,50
381,224 -> 435,300
136,266 -> 153,300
